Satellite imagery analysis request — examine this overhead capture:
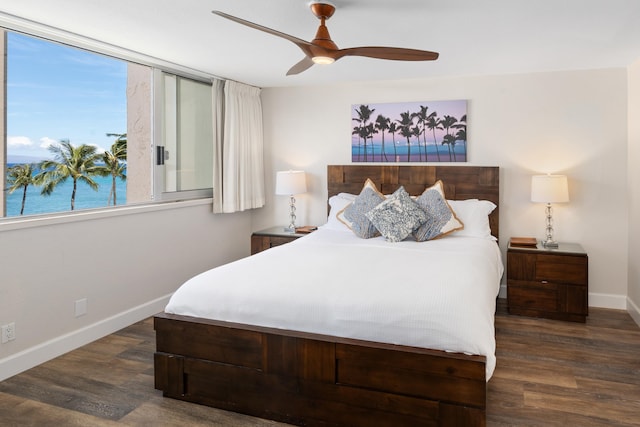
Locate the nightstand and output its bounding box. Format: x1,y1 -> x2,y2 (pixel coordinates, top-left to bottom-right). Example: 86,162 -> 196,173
250,226 -> 313,255
507,241 -> 588,322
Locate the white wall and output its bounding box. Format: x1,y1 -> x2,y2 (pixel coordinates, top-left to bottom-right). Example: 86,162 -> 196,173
628,59 -> 640,324
257,68 -> 629,308
0,203 -> 252,380
1,66 -> 634,381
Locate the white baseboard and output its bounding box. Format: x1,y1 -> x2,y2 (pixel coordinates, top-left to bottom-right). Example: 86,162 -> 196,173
0,294 -> 172,382
627,297 -> 640,327
588,292 -> 628,310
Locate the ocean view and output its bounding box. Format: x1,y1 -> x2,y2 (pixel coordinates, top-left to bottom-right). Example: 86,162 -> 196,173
5,163 -> 127,217
351,143 -> 467,163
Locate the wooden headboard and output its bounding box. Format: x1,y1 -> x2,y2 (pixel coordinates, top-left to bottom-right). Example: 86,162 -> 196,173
327,165 -> 500,241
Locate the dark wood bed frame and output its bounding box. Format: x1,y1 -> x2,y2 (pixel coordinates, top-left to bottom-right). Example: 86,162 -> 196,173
155,165 -> 499,427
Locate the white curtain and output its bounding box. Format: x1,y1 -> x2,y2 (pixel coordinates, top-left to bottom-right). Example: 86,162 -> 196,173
212,79 -> 225,213
212,79 -> 265,213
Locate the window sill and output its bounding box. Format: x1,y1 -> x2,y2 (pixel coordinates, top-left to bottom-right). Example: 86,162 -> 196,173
0,198 -> 213,232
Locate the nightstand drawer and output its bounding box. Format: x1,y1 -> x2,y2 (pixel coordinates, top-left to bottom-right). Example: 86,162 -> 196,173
251,235 -> 297,254
251,227 -> 315,255
508,283 -> 558,312
535,255 -> 587,285
267,236 -> 297,247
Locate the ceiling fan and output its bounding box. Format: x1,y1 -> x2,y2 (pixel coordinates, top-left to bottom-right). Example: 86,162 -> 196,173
211,2 -> 439,76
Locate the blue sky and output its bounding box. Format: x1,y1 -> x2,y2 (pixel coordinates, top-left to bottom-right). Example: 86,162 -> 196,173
7,32 -> 127,162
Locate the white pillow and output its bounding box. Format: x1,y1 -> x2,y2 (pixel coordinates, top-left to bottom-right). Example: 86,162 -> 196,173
323,193 -> 356,231
447,199 -> 497,240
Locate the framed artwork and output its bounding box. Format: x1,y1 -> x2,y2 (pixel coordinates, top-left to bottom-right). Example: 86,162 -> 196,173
351,100 -> 467,163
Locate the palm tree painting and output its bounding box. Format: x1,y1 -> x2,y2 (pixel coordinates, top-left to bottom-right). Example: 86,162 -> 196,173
351,100 -> 467,163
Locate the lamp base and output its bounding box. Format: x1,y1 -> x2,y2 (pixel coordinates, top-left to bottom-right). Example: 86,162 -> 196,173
283,226 -> 295,233
542,240 -> 559,248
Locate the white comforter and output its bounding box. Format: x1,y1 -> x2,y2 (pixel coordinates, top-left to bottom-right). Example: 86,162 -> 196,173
165,227 -> 504,378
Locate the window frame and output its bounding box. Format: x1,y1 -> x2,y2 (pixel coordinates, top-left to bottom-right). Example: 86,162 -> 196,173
152,69 -> 213,203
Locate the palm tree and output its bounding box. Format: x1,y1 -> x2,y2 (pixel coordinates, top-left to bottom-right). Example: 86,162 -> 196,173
397,111 -> 414,162
412,106 -> 433,161
411,125 -> 422,160
451,114 -> 467,161
364,123 -> 376,160
6,163 -> 37,215
354,105 -> 375,161
440,115 -> 459,161
442,134 -> 457,161
35,139 -> 103,211
374,114 -> 391,162
97,134 -> 127,205
388,122 -> 399,161
426,114 -> 443,162
106,133 -> 127,160
352,126 -> 363,161
411,118 -> 424,161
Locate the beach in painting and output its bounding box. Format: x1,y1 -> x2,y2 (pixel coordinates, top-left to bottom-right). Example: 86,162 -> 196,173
351,142 -> 467,163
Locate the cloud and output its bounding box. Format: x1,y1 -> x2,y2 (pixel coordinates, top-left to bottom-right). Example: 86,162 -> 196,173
39,137 -> 58,149
7,136 -> 33,147
88,143 -> 106,155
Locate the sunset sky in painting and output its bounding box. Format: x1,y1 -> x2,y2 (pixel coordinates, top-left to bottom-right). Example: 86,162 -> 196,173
351,99 -> 466,146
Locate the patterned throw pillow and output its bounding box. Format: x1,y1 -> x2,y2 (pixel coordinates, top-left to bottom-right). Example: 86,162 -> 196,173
338,179 -> 385,238
366,186 -> 428,242
413,181 -> 464,241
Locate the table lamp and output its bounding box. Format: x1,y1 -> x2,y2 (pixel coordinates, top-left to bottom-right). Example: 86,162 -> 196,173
275,170 -> 307,232
531,174 -> 569,248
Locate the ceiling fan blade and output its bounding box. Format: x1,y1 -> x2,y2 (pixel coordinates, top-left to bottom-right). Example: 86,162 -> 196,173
335,46 -> 439,62
286,57 -> 315,76
212,10 -> 314,56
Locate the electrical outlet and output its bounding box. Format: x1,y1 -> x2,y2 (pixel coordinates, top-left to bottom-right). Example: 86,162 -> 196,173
75,298 -> 87,317
1,322 -> 15,343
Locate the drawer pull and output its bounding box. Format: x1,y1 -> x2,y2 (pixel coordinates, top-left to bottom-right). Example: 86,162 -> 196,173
540,280 -> 548,284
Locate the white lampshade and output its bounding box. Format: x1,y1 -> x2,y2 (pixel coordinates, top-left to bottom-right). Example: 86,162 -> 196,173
275,170 -> 307,195
531,174 -> 569,203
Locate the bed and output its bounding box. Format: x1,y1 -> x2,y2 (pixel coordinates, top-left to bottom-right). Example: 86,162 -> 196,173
154,164 -> 501,427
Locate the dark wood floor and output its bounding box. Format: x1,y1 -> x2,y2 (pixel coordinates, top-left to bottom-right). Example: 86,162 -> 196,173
1,300 -> 639,426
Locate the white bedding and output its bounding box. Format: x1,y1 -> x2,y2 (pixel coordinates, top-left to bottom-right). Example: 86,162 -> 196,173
165,226 -> 504,379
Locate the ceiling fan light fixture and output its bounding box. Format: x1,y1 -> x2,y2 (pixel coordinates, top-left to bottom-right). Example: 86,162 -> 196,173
312,56 -> 335,65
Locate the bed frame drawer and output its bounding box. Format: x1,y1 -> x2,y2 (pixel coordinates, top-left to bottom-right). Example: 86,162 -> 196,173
154,313 -> 488,427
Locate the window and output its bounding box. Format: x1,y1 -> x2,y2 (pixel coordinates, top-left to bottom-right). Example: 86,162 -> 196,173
154,71 -> 213,201
1,28 -> 214,219
2,31 -> 133,217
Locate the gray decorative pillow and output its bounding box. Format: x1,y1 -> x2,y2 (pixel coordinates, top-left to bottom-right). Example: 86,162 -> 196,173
338,178 -> 385,238
366,186 -> 428,242
413,180 -> 464,241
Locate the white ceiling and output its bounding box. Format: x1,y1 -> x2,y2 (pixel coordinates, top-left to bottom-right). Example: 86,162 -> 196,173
1,0 -> 640,88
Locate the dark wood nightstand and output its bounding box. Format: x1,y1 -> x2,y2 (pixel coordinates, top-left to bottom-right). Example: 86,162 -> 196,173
250,226 -> 313,255
507,240 -> 588,322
